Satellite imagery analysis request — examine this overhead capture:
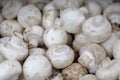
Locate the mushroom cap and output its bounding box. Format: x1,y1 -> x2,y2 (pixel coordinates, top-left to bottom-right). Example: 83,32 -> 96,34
46,44 -> 74,69
0,20 -> 23,37
103,3 -> 120,24
43,27 -> 68,47
62,63 -> 87,80
0,60 -> 22,80
60,8 -> 85,34
79,74 -> 97,80
23,55 -> 52,80
0,36 -> 28,61
2,0 -> 23,19
78,43 -> 106,73
18,4 -> 41,28
82,15 -> 112,43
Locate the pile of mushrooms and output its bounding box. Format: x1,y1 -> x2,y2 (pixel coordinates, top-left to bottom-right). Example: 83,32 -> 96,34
0,0 -> 120,80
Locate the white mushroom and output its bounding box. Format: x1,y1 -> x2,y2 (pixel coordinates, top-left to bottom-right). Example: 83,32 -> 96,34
101,31 -> 119,58
96,57 -> 120,80
0,60 -> 22,80
79,7 -> 89,18
23,25 -> 44,48
53,0 -> 84,10
85,0 -> 102,16
0,36 -> 28,61
79,74 -> 97,80
60,8 -> 85,34
73,33 -> 91,51
43,27 -> 68,47
18,4 -> 41,28
62,63 -> 88,80
78,43 -> 106,73
23,54 -> 52,80
82,15 -> 112,43
29,48 -> 46,56
42,2 -> 59,29
103,3 -> 120,25
46,44 -> 74,69
113,40 -> 120,59
0,20 -> 23,37
2,0 -> 23,19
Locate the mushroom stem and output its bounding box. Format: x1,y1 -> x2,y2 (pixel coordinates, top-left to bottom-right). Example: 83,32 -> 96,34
29,38 -> 39,48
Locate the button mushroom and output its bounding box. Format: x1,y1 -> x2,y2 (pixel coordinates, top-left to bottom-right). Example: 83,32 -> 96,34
82,15 -> 112,43
46,44 -> 74,69
23,54 -> 52,80
23,25 -> 44,48
18,4 -> 41,28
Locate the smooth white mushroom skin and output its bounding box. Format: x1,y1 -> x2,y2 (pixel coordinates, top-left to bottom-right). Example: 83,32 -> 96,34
62,63 -> 88,80
101,32 -> 119,58
23,25 -> 44,48
0,20 -> 23,37
53,0 -> 84,10
60,8 -> 85,34
18,4 -> 41,28
0,60 -> 22,80
29,48 -> 46,56
85,1 -> 102,16
78,43 -> 106,73
73,33 -> 91,51
2,0 -> 23,19
96,58 -> 120,80
43,27 -> 68,47
0,36 -> 28,61
46,44 -> 74,69
103,3 -> 120,24
82,15 -> 112,43
79,74 -> 97,80
23,55 -> 52,80
113,40 -> 120,59
42,2 -> 59,29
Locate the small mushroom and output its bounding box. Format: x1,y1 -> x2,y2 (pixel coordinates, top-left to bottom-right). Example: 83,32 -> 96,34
62,63 -> 88,80
43,27 -> 68,47
78,43 -> 106,73
0,60 -> 22,80
18,4 -> 41,28
23,54 -> 52,80
42,2 -> 59,29
0,36 -> 28,61
60,8 -> 85,34
96,57 -> 120,80
0,20 -> 23,37
73,33 -> 91,51
46,44 -> 74,69
82,15 -> 112,43
2,0 -> 23,19
23,25 -> 44,48
103,3 -> 120,25
79,74 -> 97,80
101,31 -> 119,58
85,0 -> 102,16
29,48 -> 46,56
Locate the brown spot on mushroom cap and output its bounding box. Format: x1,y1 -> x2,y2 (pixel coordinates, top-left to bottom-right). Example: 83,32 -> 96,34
62,63 -> 87,80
